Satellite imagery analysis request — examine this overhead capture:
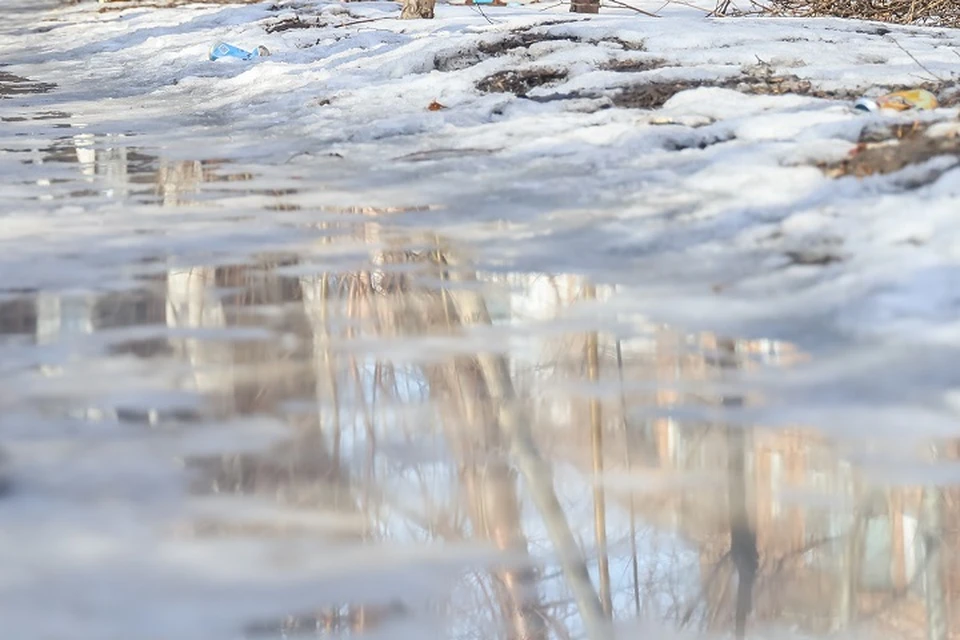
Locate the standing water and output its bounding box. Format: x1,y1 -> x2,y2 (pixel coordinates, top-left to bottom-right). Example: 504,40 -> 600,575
2,1 -> 960,639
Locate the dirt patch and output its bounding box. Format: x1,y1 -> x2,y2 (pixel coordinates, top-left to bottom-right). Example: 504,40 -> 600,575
578,74 -> 833,110
820,122 -> 960,179
265,15 -> 323,33
477,68 -> 567,96
728,63 -> 855,99
610,67 -> 959,110
468,42 -> 958,112
733,72 -> 819,97
601,57 -> 666,73
662,129 -> 737,151
476,31 -> 577,57
612,60 -> 960,110
612,80 -> 708,109
435,25 -> 644,72
783,248 -> 845,266
435,32 -> 576,72
609,62 -> 850,109
476,23 -> 644,54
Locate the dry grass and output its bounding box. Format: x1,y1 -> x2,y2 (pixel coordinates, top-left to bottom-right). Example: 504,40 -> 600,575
751,0 -> 960,28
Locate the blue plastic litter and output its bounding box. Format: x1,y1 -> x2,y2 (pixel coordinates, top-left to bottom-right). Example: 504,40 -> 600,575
209,42 -> 270,62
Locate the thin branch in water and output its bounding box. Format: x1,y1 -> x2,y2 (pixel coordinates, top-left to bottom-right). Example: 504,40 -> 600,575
585,312 -> 612,617
616,337 -> 642,617
680,549 -> 732,627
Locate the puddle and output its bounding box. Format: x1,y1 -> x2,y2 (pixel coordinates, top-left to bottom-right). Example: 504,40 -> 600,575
3,131 -> 258,204
3,185 -> 958,638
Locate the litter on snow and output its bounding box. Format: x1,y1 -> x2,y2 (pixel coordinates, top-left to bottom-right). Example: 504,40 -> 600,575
854,88 -> 940,113
208,42 -> 271,62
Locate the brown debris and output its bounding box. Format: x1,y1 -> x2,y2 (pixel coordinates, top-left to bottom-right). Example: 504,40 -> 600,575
435,25 -> 644,73
732,62 -> 859,99
763,0 -> 960,28
612,80 -> 705,109
475,31 -> 579,57
610,62 -> 861,110
427,100 -> 447,111
476,68 -> 567,96
783,249 -> 845,266
265,15 -> 323,34
820,121 -> 960,179
601,57 -> 666,73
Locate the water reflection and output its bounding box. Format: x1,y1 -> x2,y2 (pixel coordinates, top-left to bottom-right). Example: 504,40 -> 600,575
4,131 -> 256,204
2,66 -> 955,640
2,224 -> 955,639
0,70 -> 56,97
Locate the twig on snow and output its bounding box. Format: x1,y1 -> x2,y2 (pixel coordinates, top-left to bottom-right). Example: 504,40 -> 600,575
708,0 -> 732,16
334,17 -> 391,27
654,0 -> 715,15
603,0 -> 662,16
472,4 -> 497,24
886,35 -> 945,82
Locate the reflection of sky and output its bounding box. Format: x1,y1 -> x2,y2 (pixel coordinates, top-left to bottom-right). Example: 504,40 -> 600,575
542,463 -> 701,623
321,278 -> 701,636
19,266 -> 926,635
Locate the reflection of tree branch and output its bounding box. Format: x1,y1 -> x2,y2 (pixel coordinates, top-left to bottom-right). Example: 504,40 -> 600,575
923,482 -> 947,640
615,336 -> 643,617
442,261 -> 609,640
708,561 -> 736,628
544,611 -> 575,640
720,339 -> 757,640
585,285 -> 612,618
758,533 -> 845,580
680,549 -> 731,628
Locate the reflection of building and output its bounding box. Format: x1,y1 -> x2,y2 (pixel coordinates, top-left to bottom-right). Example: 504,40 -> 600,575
0,283 -> 170,422
0,297 -> 37,336
484,272 -> 939,636
7,231 -> 958,639
2,285 -> 169,347
37,133 -> 248,205
165,263 -> 312,415
636,372 -> 935,636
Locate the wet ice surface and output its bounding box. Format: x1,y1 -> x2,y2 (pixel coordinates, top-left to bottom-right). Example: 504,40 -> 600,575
3,1 -> 960,639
